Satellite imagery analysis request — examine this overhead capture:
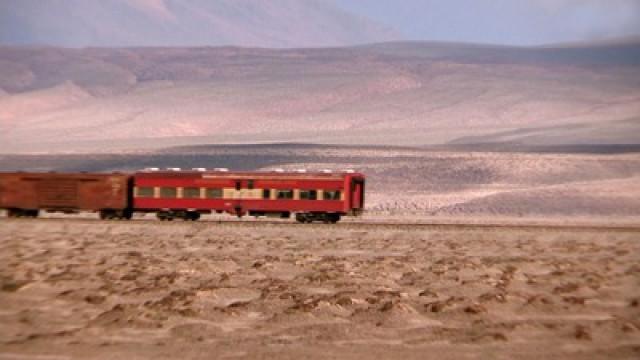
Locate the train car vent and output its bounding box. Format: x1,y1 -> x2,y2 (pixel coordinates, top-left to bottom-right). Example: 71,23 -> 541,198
192,168 -> 207,172
167,168 -> 182,171
214,168 -> 229,172
345,169 -> 356,173
321,169 -> 333,173
296,169 -> 307,173
274,169 -> 285,173
144,167 -> 160,171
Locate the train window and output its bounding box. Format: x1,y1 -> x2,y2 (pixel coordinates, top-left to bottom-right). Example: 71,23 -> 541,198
323,190 -> 341,200
276,189 -> 294,199
299,190 -> 317,200
235,181 -> 241,191
136,187 -> 154,198
183,187 -> 200,199
263,189 -> 271,199
160,187 -> 177,198
206,188 -> 223,199
248,180 -> 254,190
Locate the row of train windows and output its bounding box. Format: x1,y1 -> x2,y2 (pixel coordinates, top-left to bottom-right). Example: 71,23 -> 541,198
136,187 -> 341,200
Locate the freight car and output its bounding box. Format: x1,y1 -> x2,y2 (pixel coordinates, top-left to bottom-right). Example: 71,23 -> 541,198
0,172 -> 132,219
0,169 -> 365,223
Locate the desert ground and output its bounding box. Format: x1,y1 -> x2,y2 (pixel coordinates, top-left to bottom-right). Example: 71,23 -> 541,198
0,219 -> 639,359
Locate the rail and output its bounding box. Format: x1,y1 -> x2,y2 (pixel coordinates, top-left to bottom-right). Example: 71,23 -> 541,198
1,217 -> 639,233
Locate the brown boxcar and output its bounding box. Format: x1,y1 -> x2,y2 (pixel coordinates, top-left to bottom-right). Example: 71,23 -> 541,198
0,172 -> 132,219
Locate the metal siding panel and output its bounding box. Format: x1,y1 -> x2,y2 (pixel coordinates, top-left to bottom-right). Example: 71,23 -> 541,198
257,179 -> 343,190
133,198 -> 345,213
0,173 -> 129,211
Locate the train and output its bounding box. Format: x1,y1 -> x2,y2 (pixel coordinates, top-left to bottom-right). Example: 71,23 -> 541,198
0,169 -> 366,223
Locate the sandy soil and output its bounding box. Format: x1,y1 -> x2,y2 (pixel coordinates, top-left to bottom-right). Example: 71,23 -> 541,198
1,219 -> 639,359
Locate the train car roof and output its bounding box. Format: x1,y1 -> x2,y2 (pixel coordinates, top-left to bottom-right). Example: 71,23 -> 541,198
134,170 -> 364,180
0,172 -> 130,178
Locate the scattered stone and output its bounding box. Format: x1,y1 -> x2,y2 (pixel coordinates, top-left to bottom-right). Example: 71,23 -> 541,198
553,283 -> 580,294
419,289 -> 437,297
464,303 -> 487,314
562,296 -> 586,305
574,325 -> 592,341
622,323 -> 638,333
85,295 -> 106,304
336,297 -> 352,306
1,280 -> 29,292
379,301 -> 394,312
425,301 -> 446,313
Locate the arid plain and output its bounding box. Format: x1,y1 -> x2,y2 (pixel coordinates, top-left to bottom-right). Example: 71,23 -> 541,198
1,220 -> 639,359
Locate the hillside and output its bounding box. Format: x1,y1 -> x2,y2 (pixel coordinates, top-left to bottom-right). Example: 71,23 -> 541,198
1,41 -> 639,152
0,0 -> 398,48
450,118 -> 640,146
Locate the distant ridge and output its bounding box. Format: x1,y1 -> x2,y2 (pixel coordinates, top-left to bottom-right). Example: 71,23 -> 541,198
0,0 -> 399,48
536,35 -> 640,49
0,41 -> 638,152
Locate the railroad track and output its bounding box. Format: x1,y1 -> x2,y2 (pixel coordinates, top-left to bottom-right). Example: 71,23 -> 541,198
1,216 -> 639,233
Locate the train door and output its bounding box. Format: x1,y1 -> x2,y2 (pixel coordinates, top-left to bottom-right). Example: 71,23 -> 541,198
351,178 -> 365,213
36,178 -> 79,209
231,179 -> 258,217
231,180 -> 243,216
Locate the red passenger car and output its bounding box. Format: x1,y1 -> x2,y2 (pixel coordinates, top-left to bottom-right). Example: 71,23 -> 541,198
133,169 -> 365,223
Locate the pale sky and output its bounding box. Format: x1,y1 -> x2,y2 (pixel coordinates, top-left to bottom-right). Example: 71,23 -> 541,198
338,0 -> 640,45
1,0 -> 639,47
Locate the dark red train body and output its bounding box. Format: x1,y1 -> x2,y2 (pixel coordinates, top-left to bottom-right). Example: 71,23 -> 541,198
0,169 -> 365,223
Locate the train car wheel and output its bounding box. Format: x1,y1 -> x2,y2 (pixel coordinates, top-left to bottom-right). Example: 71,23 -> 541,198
185,211 -> 200,221
99,210 -> 113,220
121,209 -> 133,220
329,214 -> 341,224
156,211 -> 169,221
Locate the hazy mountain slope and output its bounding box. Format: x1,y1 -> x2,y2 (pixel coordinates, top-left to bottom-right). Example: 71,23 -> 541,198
450,118 -> 640,146
0,42 -> 639,152
0,0 -> 398,48
0,82 -> 92,129
433,176 -> 640,217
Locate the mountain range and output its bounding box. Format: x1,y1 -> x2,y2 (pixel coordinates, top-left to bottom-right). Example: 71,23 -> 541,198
1,40 -> 639,152
0,0 -> 398,48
